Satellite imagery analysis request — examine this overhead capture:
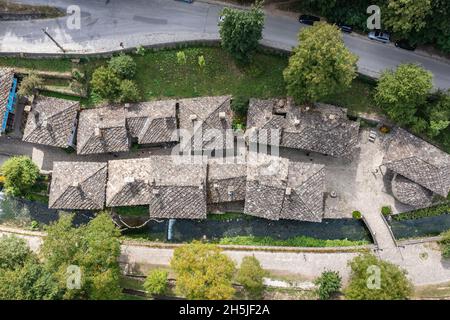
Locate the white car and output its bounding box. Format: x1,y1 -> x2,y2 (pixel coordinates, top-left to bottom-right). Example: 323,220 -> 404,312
368,30 -> 391,44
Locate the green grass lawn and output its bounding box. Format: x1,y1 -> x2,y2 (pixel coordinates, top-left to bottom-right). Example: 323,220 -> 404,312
216,235 -> 369,247
0,57 -> 72,73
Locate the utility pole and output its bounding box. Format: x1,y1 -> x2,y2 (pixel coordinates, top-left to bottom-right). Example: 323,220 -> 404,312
41,28 -> 66,53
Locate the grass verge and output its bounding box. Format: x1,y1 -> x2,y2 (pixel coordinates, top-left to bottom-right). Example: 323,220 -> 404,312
216,235 -> 369,247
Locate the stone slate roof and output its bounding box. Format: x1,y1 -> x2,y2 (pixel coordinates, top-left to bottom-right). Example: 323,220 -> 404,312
177,96 -> 233,151
244,154 -> 325,221
125,100 -> 177,145
106,156 -> 208,219
49,161 -> 107,210
22,96 -> 79,148
391,174 -> 433,208
0,68 -> 14,129
207,159 -> 247,204
383,128 -> 450,197
77,105 -> 129,155
246,99 -> 360,158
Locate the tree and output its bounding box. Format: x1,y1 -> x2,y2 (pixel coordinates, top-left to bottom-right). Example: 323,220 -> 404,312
119,79 -> 141,103
314,270 -> 342,300
236,256 -> 266,299
170,242 -> 236,300
219,0 -> 265,64
108,54 -> 137,79
426,90 -> 450,137
439,229 -> 450,258
90,66 -> 122,102
384,0 -> 432,38
345,254 -> 412,300
374,64 -> 433,126
0,235 -> 60,300
283,22 -> 358,103
41,212 -> 122,300
18,72 -> 43,97
0,156 -> 40,196
144,269 -> 169,296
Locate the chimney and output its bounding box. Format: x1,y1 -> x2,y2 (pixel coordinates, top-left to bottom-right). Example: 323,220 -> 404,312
213,183 -> 219,189
227,186 -> 235,197
124,176 -> 135,184
190,114 -> 197,122
72,181 -> 80,188
94,127 -> 102,138
285,187 -> 292,196
124,103 -> 130,109
329,114 -> 336,120
24,105 -> 32,113
152,188 -> 160,195
293,118 -> 300,126
219,112 -> 226,120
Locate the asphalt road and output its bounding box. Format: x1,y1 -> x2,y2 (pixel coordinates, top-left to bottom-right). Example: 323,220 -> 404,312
1,0 -> 450,89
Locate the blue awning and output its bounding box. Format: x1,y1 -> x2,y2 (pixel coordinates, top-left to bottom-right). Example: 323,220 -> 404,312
2,77 -> 17,131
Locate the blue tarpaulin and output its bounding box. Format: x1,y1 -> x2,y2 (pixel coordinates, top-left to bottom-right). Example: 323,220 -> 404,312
2,77 -> 17,131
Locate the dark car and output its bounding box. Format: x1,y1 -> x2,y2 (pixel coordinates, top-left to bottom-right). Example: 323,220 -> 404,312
337,23 -> 353,33
298,14 -> 320,25
395,39 -> 416,51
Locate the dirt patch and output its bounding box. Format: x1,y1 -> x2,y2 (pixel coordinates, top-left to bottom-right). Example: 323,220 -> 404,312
0,0 -> 64,19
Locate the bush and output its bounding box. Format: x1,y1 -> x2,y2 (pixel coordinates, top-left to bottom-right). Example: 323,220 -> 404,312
381,206 -> 392,216
392,203 -> 450,221
119,79 -> 140,103
314,270 -> 342,300
18,73 -> 43,97
0,156 -> 40,196
144,269 -> 169,296
236,256 -> 266,299
231,96 -> 249,118
0,235 -> 33,270
135,45 -> 146,56
108,54 -> 137,79
440,229 -> 450,258
352,211 -> 362,220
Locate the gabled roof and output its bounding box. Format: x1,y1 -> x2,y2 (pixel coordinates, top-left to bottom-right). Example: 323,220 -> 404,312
22,96 -> 79,147
244,154 -> 325,221
177,96 -> 233,151
49,161 -> 107,210
77,105 -> 129,155
383,128 -> 450,197
246,99 -> 360,158
0,68 -> 14,128
207,158 -> 247,204
125,100 -> 177,145
106,156 -> 208,219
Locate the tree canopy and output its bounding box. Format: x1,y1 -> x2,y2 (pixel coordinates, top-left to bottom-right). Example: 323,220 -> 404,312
345,254 -> 412,300
170,242 -> 236,300
219,1 -> 265,64
384,0 -> 432,37
283,22 -> 358,103
236,255 -> 266,299
0,156 -> 40,196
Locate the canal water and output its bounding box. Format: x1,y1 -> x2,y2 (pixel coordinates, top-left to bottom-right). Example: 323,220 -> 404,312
389,213 -> 450,240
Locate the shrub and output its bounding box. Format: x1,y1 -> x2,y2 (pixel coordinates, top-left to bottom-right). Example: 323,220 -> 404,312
198,55 -> 206,69
108,54 -> 137,79
352,211 -> 362,220
135,45 -> 146,56
314,270 -> 342,300
144,269 -> 169,296
381,206 -> 392,216
0,156 -> 40,196
18,73 -> 43,97
119,79 -> 141,103
236,256 -> 266,299
440,229 -> 450,258
392,203 -> 450,221
176,51 -> 187,65
231,96 -> 249,118
0,235 -> 33,270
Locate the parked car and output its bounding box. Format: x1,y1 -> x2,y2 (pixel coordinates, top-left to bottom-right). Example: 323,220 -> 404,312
395,39 -> 417,51
337,23 -> 353,33
174,0 -> 193,3
368,30 -> 391,43
298,14 -> 320,25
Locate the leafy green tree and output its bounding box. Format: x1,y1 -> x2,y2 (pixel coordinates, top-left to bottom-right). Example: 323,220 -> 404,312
108,54 -> 137,79
0,235 -> 33,270
144,269 -> 169,296
0,156 -> 40,196
41,212 -> 122,300
345,254 -> 412,300
171,241 -> 236,300
374,63 -> 433,126
283,22 -> 358,103
90,66 -> 122,102
119,79 -> 141,103
314,270 -> 342,300
426,91 -> 450,137
219,1 -> 265,64
0,259 -> 60,300
236,255 -> 266,299
18,72 -> 43,97
384,0 -> 432,38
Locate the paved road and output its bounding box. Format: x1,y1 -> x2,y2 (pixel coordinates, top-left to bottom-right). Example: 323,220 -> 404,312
1,0 -> 450,89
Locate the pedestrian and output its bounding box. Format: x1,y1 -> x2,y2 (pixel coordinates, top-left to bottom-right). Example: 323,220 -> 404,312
119,42 -> 124,48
